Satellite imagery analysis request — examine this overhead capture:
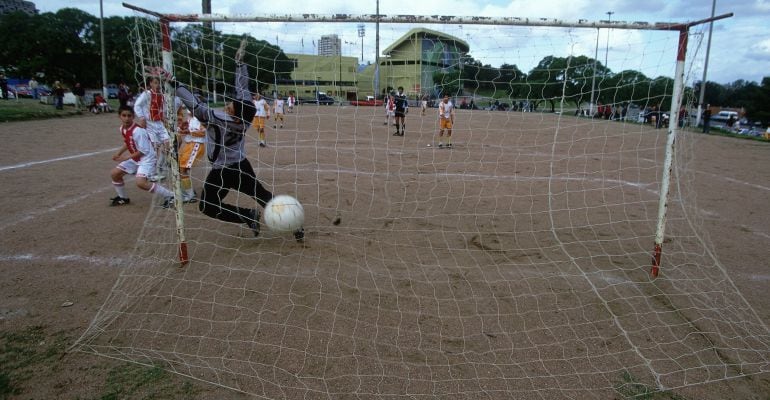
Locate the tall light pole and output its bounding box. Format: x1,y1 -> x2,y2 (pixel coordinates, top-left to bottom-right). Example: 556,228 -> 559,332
589,28 -> 599,116
605,11 -> 614,75
357,24 -> 365,63
696,0 -> 717,127
375,0 -> 380,98
99,0 -> 108,99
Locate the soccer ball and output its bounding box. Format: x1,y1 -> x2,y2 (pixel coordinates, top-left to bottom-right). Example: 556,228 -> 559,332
264,195 -> 304,232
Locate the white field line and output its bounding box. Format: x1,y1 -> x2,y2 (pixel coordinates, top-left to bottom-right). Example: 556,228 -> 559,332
696,170 -> 770,192
0,186 -> 113,231
0,147 -> 119,173
0,252 -> 129,268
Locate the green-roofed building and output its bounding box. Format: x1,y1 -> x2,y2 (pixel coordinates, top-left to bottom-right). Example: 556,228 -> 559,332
358,27 -> 469,99
273,28 -> 468,102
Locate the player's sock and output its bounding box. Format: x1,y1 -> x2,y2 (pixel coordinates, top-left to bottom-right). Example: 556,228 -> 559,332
112,181 -> 127,198
150,183 -> 174,198
401,124 -> 405,135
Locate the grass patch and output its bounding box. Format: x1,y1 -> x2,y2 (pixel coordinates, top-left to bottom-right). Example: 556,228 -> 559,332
0,98 -> 117,122
615,370 -> 688,400
93,364 -> 199,400
0,326 -> 68,398
0,326 -> 199,399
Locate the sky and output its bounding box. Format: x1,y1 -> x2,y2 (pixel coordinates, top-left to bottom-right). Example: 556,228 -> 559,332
29,0 -> 770,84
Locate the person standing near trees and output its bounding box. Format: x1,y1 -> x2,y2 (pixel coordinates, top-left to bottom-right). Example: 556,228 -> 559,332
0,74 -> 8,100
29,77 -> 39,99
72,82 -> 85,111
53,81 -> 65,109
118,83 -> 131,108
702,105 -> 712,134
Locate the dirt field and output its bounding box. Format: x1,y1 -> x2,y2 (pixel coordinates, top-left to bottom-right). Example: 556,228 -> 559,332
1,107 -> 769,399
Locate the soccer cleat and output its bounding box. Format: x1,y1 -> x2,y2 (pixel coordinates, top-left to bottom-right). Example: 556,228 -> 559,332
447,143 -> 453,149
161,196 -> 175,209
110,196 -> 130,206
437,143 -> 444,148
273,125 -> 277,129
183,196 -> 198,204
246,209 -> 261,237
293,228 -> 305,243
259,141 -> 266,148
393,131 -> 400,136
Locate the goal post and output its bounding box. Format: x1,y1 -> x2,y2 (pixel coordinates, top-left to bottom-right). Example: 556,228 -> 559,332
72,6 -> 770,399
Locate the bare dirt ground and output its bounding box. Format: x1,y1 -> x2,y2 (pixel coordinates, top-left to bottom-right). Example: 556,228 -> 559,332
1,107 -> 769,399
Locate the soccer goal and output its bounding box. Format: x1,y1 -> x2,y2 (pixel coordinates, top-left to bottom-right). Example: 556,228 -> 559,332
73,5 -> 770,398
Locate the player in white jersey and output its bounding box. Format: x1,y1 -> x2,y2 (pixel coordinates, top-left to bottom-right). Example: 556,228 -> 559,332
110,105 -> 175,207
273,94 -> 285,129
287,93 -> 295,113
437,93 -> 455,149
176,104 -> 206,203
134,76 -> 171,181
251,92 -> 270,147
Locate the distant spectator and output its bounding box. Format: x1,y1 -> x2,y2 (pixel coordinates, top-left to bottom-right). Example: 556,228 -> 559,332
0,74 -> 8,100
29,77 -> 39,99
727,115 -> 736,128
702,106 -> 711,133
117,82 -> 131,108
53,81 -> 65,110
73,82 -> 85,111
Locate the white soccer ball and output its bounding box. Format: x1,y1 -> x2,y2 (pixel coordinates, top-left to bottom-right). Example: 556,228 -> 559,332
264,195 -> 304,232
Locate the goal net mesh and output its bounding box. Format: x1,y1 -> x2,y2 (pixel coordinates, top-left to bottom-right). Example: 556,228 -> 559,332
74,15 -> 770,398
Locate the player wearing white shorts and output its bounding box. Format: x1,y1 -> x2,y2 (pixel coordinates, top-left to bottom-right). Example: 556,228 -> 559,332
287,93 -> 295,113
110,105 -> 175,207
273,94 -> 285,128
134,76 -> 171,181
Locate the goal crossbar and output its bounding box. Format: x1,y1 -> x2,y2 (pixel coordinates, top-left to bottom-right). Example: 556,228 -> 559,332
122,2 -> 731,32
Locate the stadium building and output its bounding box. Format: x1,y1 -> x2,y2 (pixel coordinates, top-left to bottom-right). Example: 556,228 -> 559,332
273,28 -> 468,102
358,28 -> 469,99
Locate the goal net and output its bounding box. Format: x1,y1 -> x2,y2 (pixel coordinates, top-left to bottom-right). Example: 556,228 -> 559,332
74,10 -> 770,398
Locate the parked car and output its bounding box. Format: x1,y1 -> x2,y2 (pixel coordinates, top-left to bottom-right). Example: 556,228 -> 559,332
350,95 -> 383,107
300,93 -> 335,105
8,84 -> 51,98
105,83 -> 120,99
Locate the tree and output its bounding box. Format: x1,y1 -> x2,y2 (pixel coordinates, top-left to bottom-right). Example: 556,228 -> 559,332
527,55 -> 607,112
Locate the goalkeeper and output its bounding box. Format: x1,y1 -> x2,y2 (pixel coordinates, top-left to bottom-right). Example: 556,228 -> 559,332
171,39 -> 274,238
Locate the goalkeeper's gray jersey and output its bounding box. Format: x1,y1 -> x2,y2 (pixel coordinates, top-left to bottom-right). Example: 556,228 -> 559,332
176,63 -> 251,169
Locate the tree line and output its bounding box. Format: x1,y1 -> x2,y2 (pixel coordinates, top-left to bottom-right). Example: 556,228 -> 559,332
1,7 -> 766,125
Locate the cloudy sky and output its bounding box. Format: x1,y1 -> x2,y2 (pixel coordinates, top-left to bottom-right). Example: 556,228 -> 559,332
30,0 -> 770,84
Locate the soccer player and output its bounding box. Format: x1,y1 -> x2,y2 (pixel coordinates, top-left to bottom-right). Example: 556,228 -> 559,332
251,92 -> 270,147
287,92 -> 296,113
393,86 -> 408,136
272,94 -> 285,129
384,93 -> 395,127
421,95 -> 428,116
134,76 -> 171,181
437,93 -> 455,149
175,103 -> 206,203
172,38 -> 304,241
110,105 -> 175,207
